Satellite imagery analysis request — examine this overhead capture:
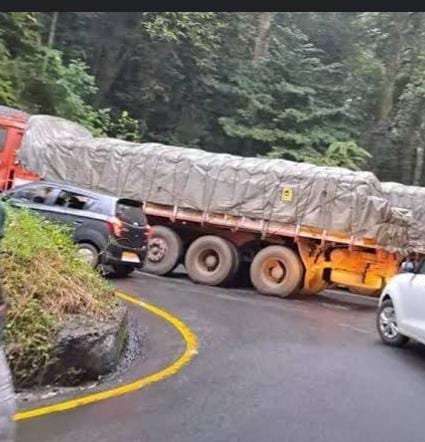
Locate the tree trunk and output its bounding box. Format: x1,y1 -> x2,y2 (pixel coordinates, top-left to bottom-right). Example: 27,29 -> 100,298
91,13 -> 142,102
415,117 -> 425,185
366,13 -> 412,176
47,12 -> 59,49
43,12 -> 59,73
379,13 -> 410,120
399,13 -> 425,183
253,12 -> 273,64
95,46 -> 129,100
413,144 -> 424,186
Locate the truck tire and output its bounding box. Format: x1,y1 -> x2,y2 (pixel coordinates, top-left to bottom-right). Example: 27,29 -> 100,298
250,245 -> 303,297
144,226 -> 183,276
185,235 -> 239,286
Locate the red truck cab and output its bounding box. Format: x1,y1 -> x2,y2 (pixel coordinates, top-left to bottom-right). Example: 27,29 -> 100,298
0,106 -> 39,191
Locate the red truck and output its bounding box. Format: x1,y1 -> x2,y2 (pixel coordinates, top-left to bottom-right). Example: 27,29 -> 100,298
0,105 -> 411,298
0,106 -> 39,190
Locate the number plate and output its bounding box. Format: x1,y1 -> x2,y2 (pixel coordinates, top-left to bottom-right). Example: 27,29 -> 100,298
122,252 -> 140,263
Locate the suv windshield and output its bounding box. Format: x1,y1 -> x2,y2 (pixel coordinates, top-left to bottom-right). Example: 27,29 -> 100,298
116,199 -> 145,226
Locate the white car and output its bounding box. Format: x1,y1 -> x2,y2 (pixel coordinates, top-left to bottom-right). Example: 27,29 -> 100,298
377,261 -> 425,347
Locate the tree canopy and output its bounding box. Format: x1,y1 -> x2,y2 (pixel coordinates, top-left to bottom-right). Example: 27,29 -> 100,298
1,12 -> 425,183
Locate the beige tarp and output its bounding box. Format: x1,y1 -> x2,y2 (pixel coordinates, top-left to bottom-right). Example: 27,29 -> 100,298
382,182 -> 425,252
18,115 -> 415,253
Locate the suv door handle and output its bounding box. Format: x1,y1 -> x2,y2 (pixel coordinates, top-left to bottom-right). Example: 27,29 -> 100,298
72,220 -> 82,225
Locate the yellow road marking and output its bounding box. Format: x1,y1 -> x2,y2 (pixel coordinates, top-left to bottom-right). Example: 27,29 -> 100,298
13,291 -> 198,421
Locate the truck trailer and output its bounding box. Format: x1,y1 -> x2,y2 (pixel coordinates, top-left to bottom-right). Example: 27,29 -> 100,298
0,106 -> 420,298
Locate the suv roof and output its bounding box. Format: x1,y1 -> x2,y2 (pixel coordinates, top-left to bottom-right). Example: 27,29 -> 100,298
14,180 -> 141,204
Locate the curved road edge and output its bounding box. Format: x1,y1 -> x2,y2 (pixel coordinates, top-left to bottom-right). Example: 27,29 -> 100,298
13,291 -> 199,422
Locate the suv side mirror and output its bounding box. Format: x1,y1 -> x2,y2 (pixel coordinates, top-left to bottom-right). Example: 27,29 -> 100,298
401,261 -> 416,273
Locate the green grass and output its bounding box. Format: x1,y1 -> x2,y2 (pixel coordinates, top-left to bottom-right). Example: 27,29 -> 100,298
1,206 -> 116,387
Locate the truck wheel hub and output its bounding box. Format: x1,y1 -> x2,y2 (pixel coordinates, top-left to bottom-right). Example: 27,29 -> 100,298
199,249 -> 219,271
264,259 -> 286,284
148,238 -> 168,262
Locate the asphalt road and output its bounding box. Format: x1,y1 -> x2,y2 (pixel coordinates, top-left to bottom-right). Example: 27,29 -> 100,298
17,271 -> 425,442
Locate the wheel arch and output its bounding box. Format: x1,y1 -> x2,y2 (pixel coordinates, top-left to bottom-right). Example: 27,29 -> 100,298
382,293 -> 392,302
74,228 -> 107,253
75,238 -> 101,252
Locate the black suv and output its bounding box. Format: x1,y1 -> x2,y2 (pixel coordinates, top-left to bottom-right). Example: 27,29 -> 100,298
3,181 -> 150,277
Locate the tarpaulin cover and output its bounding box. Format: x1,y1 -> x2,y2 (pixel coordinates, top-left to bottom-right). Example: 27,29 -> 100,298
18,115 -> 414,253
382,182 -> 425,251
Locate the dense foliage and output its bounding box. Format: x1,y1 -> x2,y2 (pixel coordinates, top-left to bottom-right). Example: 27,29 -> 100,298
1,12 -> 425,182
1,207 -> 115,387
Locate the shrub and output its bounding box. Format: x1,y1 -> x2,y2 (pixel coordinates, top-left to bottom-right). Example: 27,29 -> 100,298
0,206 -> 116,386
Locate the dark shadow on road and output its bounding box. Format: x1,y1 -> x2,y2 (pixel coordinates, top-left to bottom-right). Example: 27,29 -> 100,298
395,341 -> 425,367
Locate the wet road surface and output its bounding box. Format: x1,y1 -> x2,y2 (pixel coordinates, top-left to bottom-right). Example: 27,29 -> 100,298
17,271 -> 425,442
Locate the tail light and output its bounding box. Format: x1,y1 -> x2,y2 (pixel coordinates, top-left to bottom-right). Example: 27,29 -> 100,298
108,216 -> 124,237
145,224 -> 153,239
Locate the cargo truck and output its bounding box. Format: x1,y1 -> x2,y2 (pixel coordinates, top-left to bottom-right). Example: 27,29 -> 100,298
0,106 -> 415,298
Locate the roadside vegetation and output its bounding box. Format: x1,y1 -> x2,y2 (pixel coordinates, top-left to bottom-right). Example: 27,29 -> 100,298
0,206 -> 116,387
